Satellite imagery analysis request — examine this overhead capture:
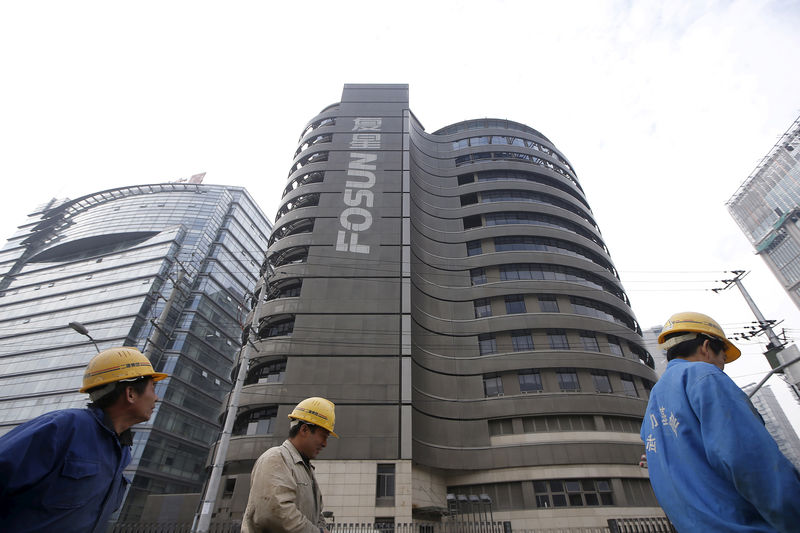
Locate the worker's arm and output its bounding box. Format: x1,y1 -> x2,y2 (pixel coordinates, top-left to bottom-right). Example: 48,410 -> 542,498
246,451 -> 320,533
691,372 -> 800,531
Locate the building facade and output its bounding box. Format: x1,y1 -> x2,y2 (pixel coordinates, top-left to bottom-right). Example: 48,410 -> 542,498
641,326 -> 667,377
727,116 -> 800,307
216,84 -> 663,530
742,383 -> 800,471
0,180 -> 271,521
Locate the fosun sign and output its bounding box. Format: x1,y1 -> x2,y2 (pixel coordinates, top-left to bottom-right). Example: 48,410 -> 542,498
336,117 -> 382,255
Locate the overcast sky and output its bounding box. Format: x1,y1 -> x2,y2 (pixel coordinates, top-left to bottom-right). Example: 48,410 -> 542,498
2,1 -> 800,424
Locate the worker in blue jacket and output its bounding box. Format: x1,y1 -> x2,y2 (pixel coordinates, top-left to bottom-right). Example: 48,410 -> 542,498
642,312 -> 800,532
0,346 -> 167,533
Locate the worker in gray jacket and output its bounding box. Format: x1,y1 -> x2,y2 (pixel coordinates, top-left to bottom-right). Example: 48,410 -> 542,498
243,397 -> 338,533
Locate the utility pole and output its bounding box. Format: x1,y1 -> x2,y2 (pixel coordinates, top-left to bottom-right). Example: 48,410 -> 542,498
193,291 -> 262,532
714,270 -> 800,399
713,270 -> 783,350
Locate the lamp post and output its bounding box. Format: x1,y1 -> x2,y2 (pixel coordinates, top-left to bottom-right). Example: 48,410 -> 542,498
68,321 -> 101,353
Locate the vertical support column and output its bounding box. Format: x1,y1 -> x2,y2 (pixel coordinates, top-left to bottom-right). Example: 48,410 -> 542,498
400,110 -> 412,460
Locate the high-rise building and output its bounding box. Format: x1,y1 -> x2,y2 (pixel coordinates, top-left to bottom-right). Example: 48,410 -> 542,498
741,383 -> 800,471
727,115 -> 800,393
217,84 -> 663,530
727,116 -> 800,307
0,179 -> 271,520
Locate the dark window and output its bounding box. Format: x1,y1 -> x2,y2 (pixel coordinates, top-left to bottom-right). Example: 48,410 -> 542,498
246,358 -> 287,385
223,478 -> 236,498
533,479 -> 613,508
470,268 -> 487,285
474,298 -> 492,318
478,333 -> 497,355
580,331 -> 599,351
460,193 -> 478,206
548,329 -> 569,350
484,374 -> 504,397
557,369 -> 580,392
376,464 -> 395,506
457,174 -> 475,185
263,318 -> 294,338
592,372 -> 612,393
466,240 -> 482,256
233,406 -> 277,436
621,374 -> 638,397
539,296 -> 559,312
511,330 -> 534,351
519,370 -> 543,393
463,215 -> 482,229
505,294 -> 527,314
608,335 -> 624,356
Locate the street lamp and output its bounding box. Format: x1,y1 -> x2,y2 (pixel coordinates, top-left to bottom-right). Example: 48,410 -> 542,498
68,321 -> 100,353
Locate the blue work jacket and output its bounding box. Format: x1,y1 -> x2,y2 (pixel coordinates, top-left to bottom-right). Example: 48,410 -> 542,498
0,406 -> 131,533
642,358 -> 800,532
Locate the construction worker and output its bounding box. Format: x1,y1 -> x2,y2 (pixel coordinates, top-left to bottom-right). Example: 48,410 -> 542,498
243,397 -> 337,533
0,346 -> 167,533
642,312 -> 800,532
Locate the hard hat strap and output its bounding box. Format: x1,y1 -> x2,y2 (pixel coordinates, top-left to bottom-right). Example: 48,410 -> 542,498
88,382 -> 117,402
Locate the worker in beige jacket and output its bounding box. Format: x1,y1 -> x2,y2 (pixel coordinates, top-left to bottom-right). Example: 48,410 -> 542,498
242,397 -> 338,533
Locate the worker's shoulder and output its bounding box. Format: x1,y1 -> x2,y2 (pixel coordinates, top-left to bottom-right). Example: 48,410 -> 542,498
256,443 -> 290,464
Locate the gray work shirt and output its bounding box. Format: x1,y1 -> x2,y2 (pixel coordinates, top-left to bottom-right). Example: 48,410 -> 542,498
242,440 -> 327,533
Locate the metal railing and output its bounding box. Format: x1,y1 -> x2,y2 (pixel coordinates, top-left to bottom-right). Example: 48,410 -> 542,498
108,517 -> 673,533
109,522 -> 240,533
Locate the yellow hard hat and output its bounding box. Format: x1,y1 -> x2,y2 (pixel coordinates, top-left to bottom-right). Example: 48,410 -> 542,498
288,397 -> 338,438
658,312 -> 741,363
79,347 -> 168,393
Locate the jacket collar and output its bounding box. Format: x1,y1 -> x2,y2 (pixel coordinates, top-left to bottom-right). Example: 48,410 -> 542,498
282,439 -> 313,468
88,406 -> 134,446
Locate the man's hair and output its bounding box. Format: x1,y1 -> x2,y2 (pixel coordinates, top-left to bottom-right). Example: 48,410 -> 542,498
289,421 -> 318,438
88,377 -> 151,409
665,333 -> 726,361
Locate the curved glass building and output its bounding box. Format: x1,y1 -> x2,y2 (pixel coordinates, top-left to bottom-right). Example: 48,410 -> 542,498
222,85 -> 663,530
0,180 -> 271,521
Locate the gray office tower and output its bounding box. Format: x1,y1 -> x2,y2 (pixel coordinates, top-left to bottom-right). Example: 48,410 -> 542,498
219,85 -> 664,530
0,179 -> 271,521
742,384 -> 800,471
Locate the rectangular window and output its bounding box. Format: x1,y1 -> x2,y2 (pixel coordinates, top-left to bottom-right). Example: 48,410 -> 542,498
376,464 -> 395,506
478,333 -> 497,355
539,295 -> 559,312
533,479 -> 613,508
580,331 -> 599,351
511,330 -> 534,351
466,240 -> 483,256
621,374 -> 638,397
557,369 -> 580,392
548,329 -> 569,350
470,267 -> 487,285
488,418 -> 514,436
474,298 -> 492,318
504,294 -> 527,314
519,370 -> 543,393
223,477 -> 236,498
592,372 -> 612,393
607,335 -> 623,356
483,374 -> 504,397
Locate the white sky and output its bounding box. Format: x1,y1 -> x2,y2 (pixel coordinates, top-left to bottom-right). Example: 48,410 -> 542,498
2,0 -> 800,428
